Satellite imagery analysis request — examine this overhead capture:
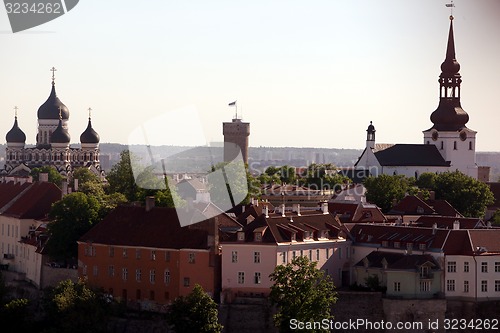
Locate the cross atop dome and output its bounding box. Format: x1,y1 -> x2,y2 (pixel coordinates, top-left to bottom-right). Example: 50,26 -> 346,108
50,66 -> 57,85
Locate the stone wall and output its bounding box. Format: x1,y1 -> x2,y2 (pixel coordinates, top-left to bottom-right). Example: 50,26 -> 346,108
41,265 -> 78,288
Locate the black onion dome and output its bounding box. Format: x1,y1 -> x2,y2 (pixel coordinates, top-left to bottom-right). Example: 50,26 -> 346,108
367,121 -> 375,134
80,118 -> 100,144
430,103 -> 469,131
50,119 -> 71,143
37,83 -> 70,120
6,117 -> 26,143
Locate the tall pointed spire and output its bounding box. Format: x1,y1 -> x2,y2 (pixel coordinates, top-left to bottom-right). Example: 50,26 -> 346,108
429,15 -> 469,132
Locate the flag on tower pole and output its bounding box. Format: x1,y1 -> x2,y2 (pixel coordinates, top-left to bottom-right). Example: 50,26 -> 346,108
228,101 -> 236,106
445,3 -> 455,7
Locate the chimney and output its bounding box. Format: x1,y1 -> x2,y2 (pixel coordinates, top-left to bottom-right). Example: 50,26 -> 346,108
429,191 -> 436,201
62,180 -> 68,196
292,203 -> 301,216
74,178 -> 79,192
39,173 -> 49,182
145,196 -> 155,212
321,202 -> 328,215
432,223 -> 437,235
264,204 -> 269,218
453,220 -> 460,230
281,204 -> 286,217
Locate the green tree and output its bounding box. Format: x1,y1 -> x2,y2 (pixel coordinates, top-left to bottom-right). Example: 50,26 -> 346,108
415,172 -> 437,189
167,284 -> 223,333
264,165 -> 297,184
363,175 -> 414,212
31,166 -> 64,187
0,298 -> 33,331
492,210 -> 500,226
433,171 -> 494,217
209,162 -> 260,206
269,256 -> 337,333
46,192 -> 100,261
106,150 -> 140,202
303,163 -> 349,191
42,279 -> 112,333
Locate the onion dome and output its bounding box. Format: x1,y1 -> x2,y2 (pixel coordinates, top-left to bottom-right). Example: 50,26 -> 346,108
51,118 -> 71,143
37,82 -> 70,120
6,116 -> 26,143
80,118 -> 100,144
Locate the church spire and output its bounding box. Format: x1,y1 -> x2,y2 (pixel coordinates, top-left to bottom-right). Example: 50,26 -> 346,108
429,15 -> 469,132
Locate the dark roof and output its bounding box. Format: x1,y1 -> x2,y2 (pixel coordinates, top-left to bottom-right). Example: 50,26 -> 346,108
2,182 -> 62,219
0,182 -> 31,208
80,118 -> 100,144
468,230 -> 500,255
6,117 -> 26,143
414,216 -> 483,230
37,83 -> 69,120
427,199 -> 462,217
329,202 -> 386,223
355,251 -> 439,270
50,119 -> 71,143
374,144 -> 450,167
236,212 -> 342,244
388,196 -> 435,215
79,205 -> 238,249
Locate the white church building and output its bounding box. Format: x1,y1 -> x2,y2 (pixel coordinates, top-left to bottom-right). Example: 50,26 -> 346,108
355,16 -> 478,180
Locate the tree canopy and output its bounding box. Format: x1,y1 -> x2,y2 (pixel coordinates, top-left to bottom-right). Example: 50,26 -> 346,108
167,284 -> 223,333
46,192 -> 100,261
269,256 -> 337,333
30,165 -> 64,187
363,174 -> 417,212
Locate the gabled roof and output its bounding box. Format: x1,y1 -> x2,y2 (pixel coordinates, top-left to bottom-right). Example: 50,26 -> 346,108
79,205 -> 240,249
0,181 -> 31,209
414,216 -> 484,229
374,144 -> 450,167
355,251 -> 439,270
2,182 -> 62,219
237,212 -> 343,244
427,199 -> 462,217
388,196 -> 435,215
329,202 -> 386,223
468,229 -> 500,255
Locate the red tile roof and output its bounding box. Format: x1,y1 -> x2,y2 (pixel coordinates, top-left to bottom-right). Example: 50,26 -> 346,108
414,216 -> 484,229
329,202 -> 386,223
79,205 -> 239,249
2,182 -> 62,219
0,181 -> 31,209
468,229 -> 500,255
389,196 -> 435,215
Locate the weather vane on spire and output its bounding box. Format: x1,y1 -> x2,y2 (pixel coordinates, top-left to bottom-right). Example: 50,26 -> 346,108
14,106 -> 18,118
50,66 -> 57,84
446,1 -> 455,19
88,107 -> 92,119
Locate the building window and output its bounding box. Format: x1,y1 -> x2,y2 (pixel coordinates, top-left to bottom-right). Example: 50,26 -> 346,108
394,282 -> 401,292
394,242 -> 400,249
464,262 -> 469,273
440,141 -> 444,150
419,243 -> 426,250
150,270 -> 155,284
469,141 -> 473,150
300,250 -> 304,257
135,249 -> 141,259
254,272 -> 261,284
164,270 -> 170,285
109,246 -> 114,257
420,266 -> 429,278
464,281 -> 469,293
453,141 -> 457,150
326,249 -> 330,259
136,269 -> 141,282
238,272 -> 245,284
183,277 -> 190,287
122,249 -> 127,258
447,279 -> 455,292
481,280 -> 488,293
108,265 -> 115,277
496,262 -> 500,273
382,241 -> 388,247
481,262 -> 488,273
254,251 -> 261,264
495,281 -> 500,292
447,261 -> 456,273
316,249 -> 320,261
165,251 -> 170,262
151,250 -> 156,261
82,265 -> 87,276
308,250 -> 312,261
292,251 -> 296,259
232,251 -> 238,263
188,253 -> 195,263
93,266 -> 98,277
282,252 -> 287,264
420,281 -> 431,292
122,268 -> 128,281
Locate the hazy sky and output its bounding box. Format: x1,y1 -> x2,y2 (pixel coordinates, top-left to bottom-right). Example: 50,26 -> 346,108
1,0 -> 499,151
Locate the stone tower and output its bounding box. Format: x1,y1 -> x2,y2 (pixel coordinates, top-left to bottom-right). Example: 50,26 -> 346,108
223,117 -> 250,164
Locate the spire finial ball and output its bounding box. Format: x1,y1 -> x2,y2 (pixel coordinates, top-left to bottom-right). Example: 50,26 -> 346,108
450,15 -> 454,21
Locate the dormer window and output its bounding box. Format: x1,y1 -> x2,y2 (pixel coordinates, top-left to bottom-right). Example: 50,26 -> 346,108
382,241 -> 388,247
254,233 -> 262,242
291,233 -> 296,242
419,243 -> 426,250
416,206 -> 424,214
394,242 -> 400,248
237,231 -> 245,242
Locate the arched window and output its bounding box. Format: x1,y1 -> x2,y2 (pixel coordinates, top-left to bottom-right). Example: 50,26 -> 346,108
415,171 -> 418,179
440,141 -> 444,150
453,141 -> 457,150
469,141 -> 473,150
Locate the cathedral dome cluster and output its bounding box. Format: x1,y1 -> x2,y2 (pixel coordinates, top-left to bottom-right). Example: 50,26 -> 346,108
3,68 -> 103,178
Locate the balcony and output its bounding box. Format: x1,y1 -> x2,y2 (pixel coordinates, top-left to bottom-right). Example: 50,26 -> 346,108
419,272 -> 434,280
